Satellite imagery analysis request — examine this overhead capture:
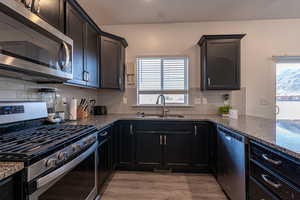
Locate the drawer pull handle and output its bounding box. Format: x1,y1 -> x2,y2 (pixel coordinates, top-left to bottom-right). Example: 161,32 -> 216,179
160,135 -> 162,145
225,135 -> 232,141
261,174 -> 281,189
130,124 -> 134,135
262,154 -> 282,165
100,131 -> 108,137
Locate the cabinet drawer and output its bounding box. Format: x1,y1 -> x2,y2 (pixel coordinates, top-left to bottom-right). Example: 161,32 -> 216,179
0,177 -> 14,200
135,121 -> 194,133
249,177 -> 279,200
250,141 -> 300,187
250,161 -> 300,200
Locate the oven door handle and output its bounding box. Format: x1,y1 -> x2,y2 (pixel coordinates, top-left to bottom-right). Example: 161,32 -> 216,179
36,142 -> 98,189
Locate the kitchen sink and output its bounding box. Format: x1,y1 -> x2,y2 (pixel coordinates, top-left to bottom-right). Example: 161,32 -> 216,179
136,113 -> 184,119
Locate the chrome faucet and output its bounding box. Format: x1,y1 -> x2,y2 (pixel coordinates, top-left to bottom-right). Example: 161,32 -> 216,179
156,94 -> 168,117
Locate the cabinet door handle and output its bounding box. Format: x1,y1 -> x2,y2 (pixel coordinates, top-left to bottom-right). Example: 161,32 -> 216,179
160,135 -> 162,145
100,131 -> 108,137
225,135 -> 232,141
194,125 -> 197,136
262,154 -> 282,165
164,136 -> 167,145
86,72 -> 90,82
208,77 -> 211,86
130,124 -> 133,135
118,77 -> 122,87
83,71 -> 87,81
261,174 -> 281,189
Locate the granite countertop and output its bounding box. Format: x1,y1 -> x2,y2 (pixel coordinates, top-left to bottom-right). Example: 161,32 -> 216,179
66,114 -> 300,160
0,162 -> 24,181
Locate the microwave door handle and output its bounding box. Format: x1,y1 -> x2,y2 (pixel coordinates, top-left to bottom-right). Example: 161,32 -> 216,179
36,142 -> 97,189
59,42 -> 71,71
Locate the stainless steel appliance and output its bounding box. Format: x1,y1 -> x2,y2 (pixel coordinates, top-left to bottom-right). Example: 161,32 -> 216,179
0,102 -> 99,200
217,125 -> 246,200
93,106 -> 107,115
0,0 -> 73,82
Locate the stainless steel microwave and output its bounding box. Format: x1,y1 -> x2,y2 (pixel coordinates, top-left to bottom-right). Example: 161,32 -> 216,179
0,0 -> 73,82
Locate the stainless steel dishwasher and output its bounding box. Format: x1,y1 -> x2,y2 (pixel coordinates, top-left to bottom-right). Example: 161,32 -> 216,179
217,125 -> 246,200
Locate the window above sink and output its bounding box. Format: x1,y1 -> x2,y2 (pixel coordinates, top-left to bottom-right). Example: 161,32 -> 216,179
136,56 -> 189,105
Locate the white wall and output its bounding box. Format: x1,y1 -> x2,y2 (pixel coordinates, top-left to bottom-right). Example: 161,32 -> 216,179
101,19 -> 300,119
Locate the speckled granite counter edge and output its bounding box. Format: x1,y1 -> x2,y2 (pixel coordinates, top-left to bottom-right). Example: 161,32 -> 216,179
0,162 -> 24,181
211,122 -> 300,161
67,115 -> 300,160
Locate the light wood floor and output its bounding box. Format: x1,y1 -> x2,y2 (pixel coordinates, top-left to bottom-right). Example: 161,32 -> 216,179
101,171 -> 228,200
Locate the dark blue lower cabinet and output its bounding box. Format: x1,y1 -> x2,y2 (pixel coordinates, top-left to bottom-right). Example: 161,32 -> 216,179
115,120 -> 210,172
97,126 -> 114,195
0,171 -> 24,200
249,141 -> 300,200
249,177 -> 279,200
0,177 -> 15,200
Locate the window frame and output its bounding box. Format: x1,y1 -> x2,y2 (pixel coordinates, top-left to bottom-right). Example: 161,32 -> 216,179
274,56 -> 300,119
136,56 -> 189,105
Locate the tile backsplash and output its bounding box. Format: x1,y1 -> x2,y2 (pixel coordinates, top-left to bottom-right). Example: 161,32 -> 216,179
0,77 -> 99,101
98,87 -> 246,115
0,77 -> 99,115
0,77 -> 246,116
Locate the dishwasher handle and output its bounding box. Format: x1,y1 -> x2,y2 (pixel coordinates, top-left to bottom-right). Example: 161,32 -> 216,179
217,126 -> 245,143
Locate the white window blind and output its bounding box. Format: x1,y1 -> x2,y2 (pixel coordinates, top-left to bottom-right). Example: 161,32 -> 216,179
137,56 -> 188,105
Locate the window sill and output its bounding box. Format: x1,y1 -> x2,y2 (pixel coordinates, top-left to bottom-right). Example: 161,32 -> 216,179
131,104 -> 194,108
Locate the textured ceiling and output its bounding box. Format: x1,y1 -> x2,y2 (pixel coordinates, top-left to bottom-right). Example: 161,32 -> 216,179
77,0 -> 300,25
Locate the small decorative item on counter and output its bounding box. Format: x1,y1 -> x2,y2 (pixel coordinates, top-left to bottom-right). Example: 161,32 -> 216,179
77,106 -> 89,120
47,113 -> 62,123
229,109 -> 239,119
76,98 -> 96,119
69,98 -> 77,120
218,105 -> 232,118
223,94 -> 230,105
39,87 -> 58,114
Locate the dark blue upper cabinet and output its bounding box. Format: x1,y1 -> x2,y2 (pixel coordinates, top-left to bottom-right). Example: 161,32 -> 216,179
65,1 -> 86,86
85,23 -> 99,88
32,0 -> 65,32
198,34 -> 245,90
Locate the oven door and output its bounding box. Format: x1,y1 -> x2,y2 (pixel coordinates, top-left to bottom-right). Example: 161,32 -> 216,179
29,142 -> 98,200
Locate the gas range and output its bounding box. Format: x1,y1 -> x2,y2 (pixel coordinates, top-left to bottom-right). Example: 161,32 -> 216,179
0,102 -> 99,200
0,124 -> 97,164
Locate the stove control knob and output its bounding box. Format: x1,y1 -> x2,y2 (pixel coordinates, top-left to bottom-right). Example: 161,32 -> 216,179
90,136 -> 97,143
57,152 -> 68,161
45,158 -> 57,168
83,139 -> 89,146
72,144 -> 82,152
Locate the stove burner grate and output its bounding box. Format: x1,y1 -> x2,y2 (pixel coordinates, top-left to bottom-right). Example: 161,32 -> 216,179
0,125 -> 95,160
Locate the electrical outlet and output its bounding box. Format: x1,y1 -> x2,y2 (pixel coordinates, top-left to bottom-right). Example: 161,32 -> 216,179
62,97 -> 67,104
123,97 -> 128,104
194,98 -> 202,105
202,97 -> 208,104
259,98 -> 269,106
